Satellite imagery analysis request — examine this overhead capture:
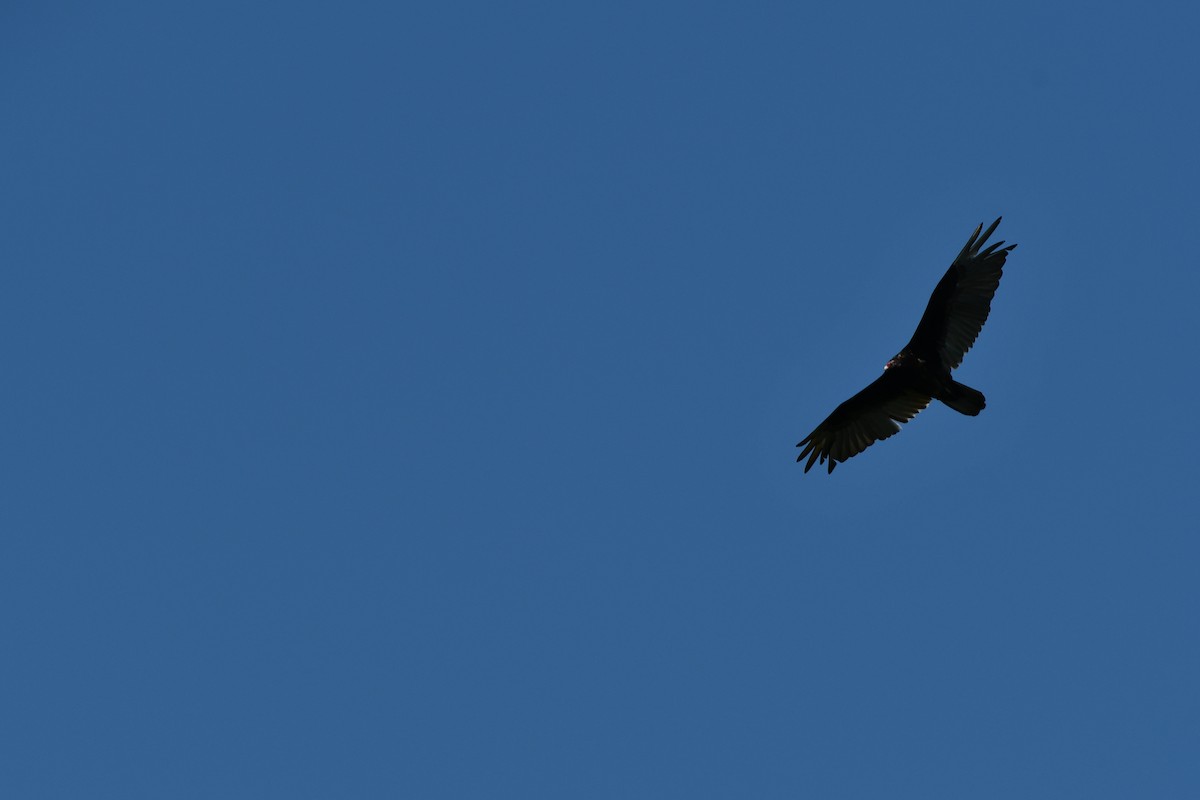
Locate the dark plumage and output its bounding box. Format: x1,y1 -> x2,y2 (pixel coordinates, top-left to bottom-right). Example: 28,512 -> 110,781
796,218 -> 1016,473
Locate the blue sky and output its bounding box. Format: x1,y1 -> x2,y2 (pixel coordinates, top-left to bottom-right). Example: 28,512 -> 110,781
2,3 -> 1198,798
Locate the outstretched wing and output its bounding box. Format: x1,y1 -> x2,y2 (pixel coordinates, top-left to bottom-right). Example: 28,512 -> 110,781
906,217 -> 1016,371
795,366 -> 932,474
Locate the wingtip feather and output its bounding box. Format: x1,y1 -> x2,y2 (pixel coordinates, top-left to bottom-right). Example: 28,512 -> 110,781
978,217 -> 1002,247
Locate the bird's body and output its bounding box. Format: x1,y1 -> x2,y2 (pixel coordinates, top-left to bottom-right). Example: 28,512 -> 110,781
796,218 -> 1015,473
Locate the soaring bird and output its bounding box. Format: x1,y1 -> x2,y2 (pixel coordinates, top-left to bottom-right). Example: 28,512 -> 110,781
796,218 -> 1015,473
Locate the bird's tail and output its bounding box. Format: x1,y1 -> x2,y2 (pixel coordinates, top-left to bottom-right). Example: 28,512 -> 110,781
941,380 -> 986,416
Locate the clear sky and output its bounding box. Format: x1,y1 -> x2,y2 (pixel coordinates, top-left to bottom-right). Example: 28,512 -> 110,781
2,3 -> 1198,798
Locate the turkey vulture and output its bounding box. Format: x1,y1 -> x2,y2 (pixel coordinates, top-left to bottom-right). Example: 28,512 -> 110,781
796,218 -> 1016,473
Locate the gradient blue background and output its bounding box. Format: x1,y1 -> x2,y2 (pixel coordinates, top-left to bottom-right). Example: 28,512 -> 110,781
3,3 -> 1197,798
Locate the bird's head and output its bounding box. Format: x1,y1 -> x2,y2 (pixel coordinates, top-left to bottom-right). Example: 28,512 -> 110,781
885,353 -> 904,370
